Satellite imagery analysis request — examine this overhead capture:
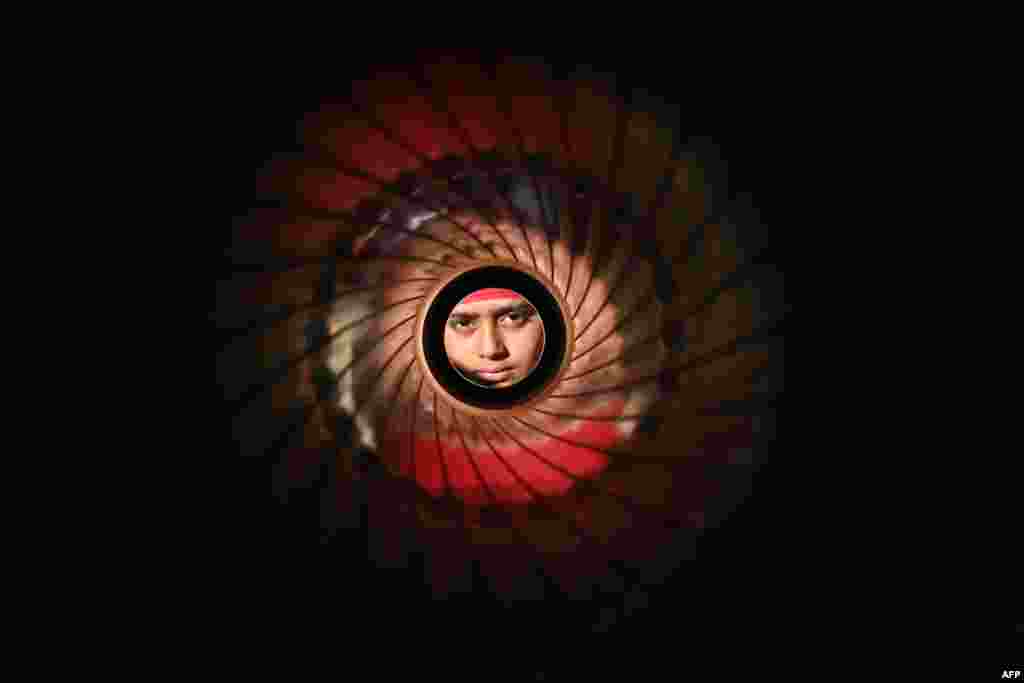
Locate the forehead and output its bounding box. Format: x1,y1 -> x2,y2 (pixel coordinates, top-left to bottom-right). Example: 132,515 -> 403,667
451,297 -> 527,316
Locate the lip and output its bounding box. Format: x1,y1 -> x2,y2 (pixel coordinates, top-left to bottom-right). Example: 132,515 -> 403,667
475,368 -> 515,378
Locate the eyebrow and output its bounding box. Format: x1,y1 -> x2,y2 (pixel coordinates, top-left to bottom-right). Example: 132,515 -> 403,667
450,303 -> 536,319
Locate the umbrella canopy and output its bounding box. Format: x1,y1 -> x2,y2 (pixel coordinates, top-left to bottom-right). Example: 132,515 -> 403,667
218,53 -> 786,636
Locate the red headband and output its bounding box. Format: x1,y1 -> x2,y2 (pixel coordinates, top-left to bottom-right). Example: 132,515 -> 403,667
461,288 -> 524,303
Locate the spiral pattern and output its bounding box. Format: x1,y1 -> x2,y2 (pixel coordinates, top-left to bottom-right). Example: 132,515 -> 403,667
219,56 -> 785,609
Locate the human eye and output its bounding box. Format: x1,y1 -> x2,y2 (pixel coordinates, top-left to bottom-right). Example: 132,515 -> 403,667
448,317 -> 475,332
500,308 -> 532,327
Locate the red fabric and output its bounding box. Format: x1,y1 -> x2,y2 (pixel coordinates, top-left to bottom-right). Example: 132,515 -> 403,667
380,402 -> 626,505
460,288 -> 524,303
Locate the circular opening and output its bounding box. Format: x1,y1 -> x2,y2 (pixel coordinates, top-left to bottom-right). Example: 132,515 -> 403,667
418,264 -> 572,412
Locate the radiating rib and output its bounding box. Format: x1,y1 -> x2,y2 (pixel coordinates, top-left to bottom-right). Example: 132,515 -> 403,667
381,356 -> 417,422
239,340 -> 412,472
471,415 -> 545,506
408,377 -> 425,480
413,65 -> 538,269
569,191 -> 602,321
295,204 -> 484,261
557,148 -> 675,327
559,332 -> 661,382
432,392 -> 452,499
507,414 -> 693,536
406,67 -> 482,161
546,187 -> 573,298
448,416 -> 589,597
559,150 -> 674,334
341,101 -> 514,247
216,278 -> 436,346
449,405 -> 499,507
490,78 -> 557,281
478,414 -> 606,547
536,394 -> 772,424
566,148 -> 678,344
348,334 -> 415,418
507,415 -> 622,461
502,415 -> 696,535
489,418 -> 586,484
568,81 -> 628,321
454,408 -> 596,572
329,313 -> 418,383
542,176 -> 557,284
237,191 -> 490,267
228,300 -> 421,415
522,166 -> 556,282
530,408 -> 647,422
677,253 -> 767,321
488,418 -> 635,547
548,372 -> 659,400
571,283 -> 658,364
400,379 -> 431,541
261,401 -> 316,462
499,415 -> 688,543
555,75 -> 578,302
572,246 -> 639,343
295,158 -> 500,260
571,199 -> 621,329
482,65 -> 542,274
238,327 -> 411,473
551,318 -> 786,400
497,179 -> 541,272
403,62 -> 524,245
563,190 -> 587,311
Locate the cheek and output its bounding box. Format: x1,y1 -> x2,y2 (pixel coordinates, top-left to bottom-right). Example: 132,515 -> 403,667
511,325 -> 544,362
444,331 -> 469,362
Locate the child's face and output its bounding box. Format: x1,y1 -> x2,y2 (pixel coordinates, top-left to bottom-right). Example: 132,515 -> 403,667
444,291 -> 544,388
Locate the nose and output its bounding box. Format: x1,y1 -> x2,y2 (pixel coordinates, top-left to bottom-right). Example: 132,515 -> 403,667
475,320 -> 508,359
